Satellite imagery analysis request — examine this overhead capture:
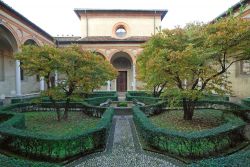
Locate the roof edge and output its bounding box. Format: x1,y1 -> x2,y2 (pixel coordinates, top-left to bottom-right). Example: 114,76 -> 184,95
0,0 -> 54,42
213,0 -> 249,21
74,8 -> 168,20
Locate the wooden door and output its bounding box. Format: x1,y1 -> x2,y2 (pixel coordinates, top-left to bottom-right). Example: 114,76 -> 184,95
117,71 -> 127,92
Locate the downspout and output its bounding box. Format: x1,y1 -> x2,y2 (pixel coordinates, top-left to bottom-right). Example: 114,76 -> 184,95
154,11 -> 156,35
85,10 -> 88,37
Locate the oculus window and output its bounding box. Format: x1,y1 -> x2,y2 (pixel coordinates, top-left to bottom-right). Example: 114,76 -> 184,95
115,26 -> 127,38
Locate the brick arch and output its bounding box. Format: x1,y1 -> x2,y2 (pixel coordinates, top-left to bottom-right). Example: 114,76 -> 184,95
109,50 -> 136,64
94,50 -> 107,60
0,22 -> 20,51
22,36 -> 41,46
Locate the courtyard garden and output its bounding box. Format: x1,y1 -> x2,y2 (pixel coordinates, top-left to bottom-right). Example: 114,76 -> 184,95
0,13 -> 250,167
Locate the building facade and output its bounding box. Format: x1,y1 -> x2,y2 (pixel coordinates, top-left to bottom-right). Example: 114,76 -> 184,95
0,1 -> 54,99
0,0 -> 249,99
56,9 -> 167,92
214,0 -> 250,98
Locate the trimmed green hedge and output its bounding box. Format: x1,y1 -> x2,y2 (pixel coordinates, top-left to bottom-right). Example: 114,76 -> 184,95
0,102 -> 114,161
0,154 -> 59,167
11,91 -> 118,104
194,100 -> 250,122
84,96 -> 118,106
201,94 -> 229,101
126,91 -> 153,97
11,96 -> 41,104
190,149 -> 250,167
126,92 -> 161,105
86,91 -> 117,98
242,97 -> 250,108
133,106 -> 246,159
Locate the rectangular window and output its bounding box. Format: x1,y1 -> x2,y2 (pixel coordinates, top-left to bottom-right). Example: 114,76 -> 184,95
0,52 -> 4,81
240,60 -> 250,75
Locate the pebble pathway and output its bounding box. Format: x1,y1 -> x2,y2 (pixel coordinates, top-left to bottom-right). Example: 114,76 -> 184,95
67,116 -> 182,167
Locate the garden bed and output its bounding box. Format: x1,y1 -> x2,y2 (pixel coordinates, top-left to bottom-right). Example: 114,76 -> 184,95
150,109 -> 224,132
25,112 -> 100,137
0,102 -> 114,162
133,106 -> 247,160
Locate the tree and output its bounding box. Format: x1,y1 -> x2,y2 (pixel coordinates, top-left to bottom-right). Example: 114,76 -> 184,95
137,16 -> 250,120
15,45 -> 62,120
55,45 -> 117,120
16,45 -> 117,121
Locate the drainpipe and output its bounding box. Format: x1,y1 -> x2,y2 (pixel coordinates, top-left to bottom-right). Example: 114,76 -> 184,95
154,11 -> 156,35
85,10 -> 88,37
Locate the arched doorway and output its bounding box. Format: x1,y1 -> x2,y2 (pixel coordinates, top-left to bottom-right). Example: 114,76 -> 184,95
111,52 -> 132,92
0,25 -> 18,96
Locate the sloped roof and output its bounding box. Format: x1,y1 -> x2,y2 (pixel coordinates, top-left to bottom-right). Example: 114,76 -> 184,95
214,0 -> 249,20
74,9 -> 168,21
0,0 -> 54,42
55,36 -> 150,45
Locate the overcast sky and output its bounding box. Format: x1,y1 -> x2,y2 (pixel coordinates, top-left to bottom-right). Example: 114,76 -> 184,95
3,0 -> 240,37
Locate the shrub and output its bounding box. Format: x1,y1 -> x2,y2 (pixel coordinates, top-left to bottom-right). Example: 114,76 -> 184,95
242,98 -> 250,107
117,102 -> 128,107
0,154 -> 59,167
133,106 -> 246,159
0,102 -> 114,162
190,149 -> 250,167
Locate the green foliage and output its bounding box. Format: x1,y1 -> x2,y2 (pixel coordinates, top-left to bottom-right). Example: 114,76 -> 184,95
84,96 -> 118,106
150,109 -> 224,132
15,45 -> 117,120
86,91 -> 117,98
133,105 -> 246,159
0,154 -> 59,167
0,103 -> 114,161
117,102 -> 128,107
242,98 -> 250,107
126,91 -> 161,105
25,112 -> 100,137
190,149 -> 250,167
137,16 -> 250,119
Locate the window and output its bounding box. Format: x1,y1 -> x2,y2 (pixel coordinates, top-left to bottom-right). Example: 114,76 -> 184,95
115,26 -> 127,38
240,60 -> 250,75
0,52 -> 4,81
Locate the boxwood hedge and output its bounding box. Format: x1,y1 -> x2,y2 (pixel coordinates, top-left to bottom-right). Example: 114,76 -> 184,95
0,102 -> 114,162
242,97 -> 250,108
0,154 -> 59,167
133,106 -> 246,159
190,149 -> 250,167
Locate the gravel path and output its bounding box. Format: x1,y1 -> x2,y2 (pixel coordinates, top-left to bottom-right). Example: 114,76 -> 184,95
68,116 -> 182,167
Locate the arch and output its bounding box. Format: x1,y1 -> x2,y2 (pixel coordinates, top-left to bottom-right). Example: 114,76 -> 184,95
94,51 -> 106,60
0,24 -> 19,52
24,39 -> 38,46
110,51 -> 133,69
23,37 -> 40,46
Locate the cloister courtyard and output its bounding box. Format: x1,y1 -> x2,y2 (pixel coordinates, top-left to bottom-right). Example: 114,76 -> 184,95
0,0 -> 250,167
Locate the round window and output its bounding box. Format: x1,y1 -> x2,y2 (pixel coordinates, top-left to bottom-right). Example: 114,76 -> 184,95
115,26 -> 127,38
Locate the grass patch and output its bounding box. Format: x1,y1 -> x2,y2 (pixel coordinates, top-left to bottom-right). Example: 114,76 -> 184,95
150,109 -> 224,132
25,112 -> 100,137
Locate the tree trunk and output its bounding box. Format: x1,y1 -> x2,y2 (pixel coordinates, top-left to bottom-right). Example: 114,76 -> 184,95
182,98 -> 195,120
49,97 -> 61,121
63,98 -> 70,120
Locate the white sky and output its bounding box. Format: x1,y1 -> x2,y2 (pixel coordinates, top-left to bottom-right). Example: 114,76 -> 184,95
3,0 -> 240,37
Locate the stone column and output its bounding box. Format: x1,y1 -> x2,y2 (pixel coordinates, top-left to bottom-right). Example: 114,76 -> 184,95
55,70 -> 58,86
133,64 -> 136,91
15,60 -> 21,96
107,81 -> 111,91
40,77 -> 45,91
